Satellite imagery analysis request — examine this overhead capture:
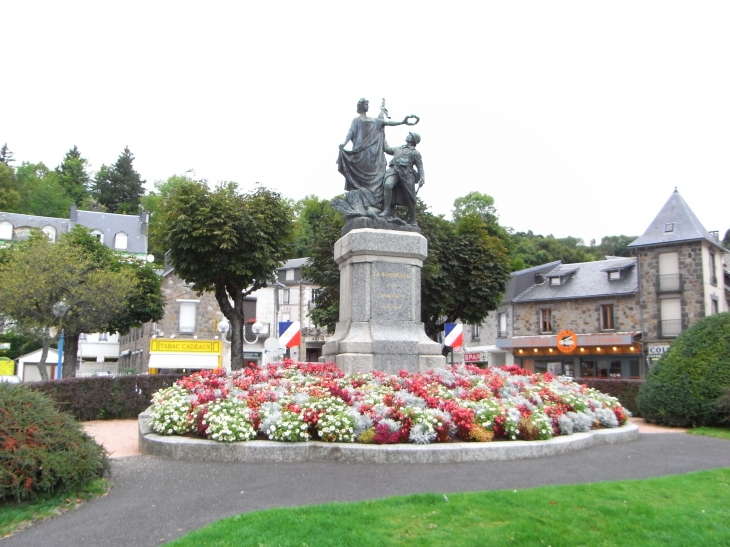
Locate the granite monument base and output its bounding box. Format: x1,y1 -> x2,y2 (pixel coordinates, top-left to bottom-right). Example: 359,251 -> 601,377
322,228 -> 444,374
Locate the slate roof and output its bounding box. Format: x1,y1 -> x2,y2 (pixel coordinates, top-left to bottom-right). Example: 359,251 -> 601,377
502,261 -> 562,302
0,212 -> 71,237
628,190 -> 725,251
74,210 -> 148,255
513,257 -> 637,302
0,208 -> 148,255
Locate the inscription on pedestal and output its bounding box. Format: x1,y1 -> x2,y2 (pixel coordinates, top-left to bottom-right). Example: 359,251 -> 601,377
371,262 -> 412,321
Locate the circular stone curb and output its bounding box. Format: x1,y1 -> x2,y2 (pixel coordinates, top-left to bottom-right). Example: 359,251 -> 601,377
138,410 -> 639,464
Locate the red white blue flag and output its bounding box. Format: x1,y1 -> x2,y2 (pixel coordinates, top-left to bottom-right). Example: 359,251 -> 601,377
279,321 -> 301,349
443,323 -> 463,349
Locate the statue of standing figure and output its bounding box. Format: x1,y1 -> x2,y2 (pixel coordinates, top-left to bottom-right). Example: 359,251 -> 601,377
333,98 -> 423,225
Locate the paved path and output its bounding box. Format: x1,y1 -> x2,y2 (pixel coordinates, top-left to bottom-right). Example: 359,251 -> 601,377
5,432 -> 730,547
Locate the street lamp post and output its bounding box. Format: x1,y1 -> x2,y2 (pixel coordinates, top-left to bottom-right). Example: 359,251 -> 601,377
52,301 -> 70,379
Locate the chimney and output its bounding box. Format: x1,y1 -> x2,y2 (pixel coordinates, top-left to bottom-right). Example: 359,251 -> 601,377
70,204 -> 78,223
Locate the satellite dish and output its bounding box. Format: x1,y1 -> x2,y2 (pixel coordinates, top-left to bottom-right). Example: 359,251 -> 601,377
146,254 -> 155,263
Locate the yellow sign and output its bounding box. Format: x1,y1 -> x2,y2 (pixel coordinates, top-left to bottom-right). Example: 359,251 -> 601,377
0,357 -> 14,376
150,339 -> 222,354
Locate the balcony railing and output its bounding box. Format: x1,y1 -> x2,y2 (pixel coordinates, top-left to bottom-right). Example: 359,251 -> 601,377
658,273 -> 681,292
661,319 -> 682,337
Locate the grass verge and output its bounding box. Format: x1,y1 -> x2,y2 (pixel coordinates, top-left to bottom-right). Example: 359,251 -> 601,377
0,478 -> 110,539
688,427 -> 730,440
166,468 -> 730,547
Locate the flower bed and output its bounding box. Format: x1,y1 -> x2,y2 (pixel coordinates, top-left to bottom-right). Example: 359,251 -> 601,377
148,360 -> 629,444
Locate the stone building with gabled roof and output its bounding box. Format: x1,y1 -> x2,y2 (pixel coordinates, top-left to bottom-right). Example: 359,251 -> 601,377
627,189 -> 727,363
464,190 -> 726,379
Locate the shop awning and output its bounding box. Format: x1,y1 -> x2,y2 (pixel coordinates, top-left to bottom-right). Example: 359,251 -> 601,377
496,332 -> 638,350
148,353 -> 220,370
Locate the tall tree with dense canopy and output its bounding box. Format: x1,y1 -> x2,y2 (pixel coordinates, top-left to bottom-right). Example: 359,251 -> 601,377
91,147 -> 145,213
0,162 -> 20,211
300,196 -> 512,344
0,230 -> 137,379
15,162 -> 72,217
157,180 -> 294,369
56,145 -> 91,205
296,196 -> 344,331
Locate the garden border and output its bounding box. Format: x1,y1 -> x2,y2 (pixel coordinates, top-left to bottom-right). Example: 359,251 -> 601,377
138,408 -> 639,463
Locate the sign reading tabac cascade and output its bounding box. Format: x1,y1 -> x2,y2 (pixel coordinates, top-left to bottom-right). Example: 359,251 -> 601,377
150,339 -> 222,354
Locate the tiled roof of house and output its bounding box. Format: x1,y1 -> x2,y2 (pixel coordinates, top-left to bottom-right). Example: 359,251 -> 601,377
628,189 -> 725,250
513,257 -> 637,302
0,211 -> 71,235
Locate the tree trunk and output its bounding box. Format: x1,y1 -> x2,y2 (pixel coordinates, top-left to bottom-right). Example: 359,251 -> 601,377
215,282 -> 246,370
36,340 -> 51,381
62,332 -> 80,378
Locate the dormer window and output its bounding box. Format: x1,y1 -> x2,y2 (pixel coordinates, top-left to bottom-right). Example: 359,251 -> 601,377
608,270 -> 621,281
90,229 -> 103,243
549,277 -> 561,286
114,232 -> 128,250
0,221 -> 12,240
664,223 -> 674,233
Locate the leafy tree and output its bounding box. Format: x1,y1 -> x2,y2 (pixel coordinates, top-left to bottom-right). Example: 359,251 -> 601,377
723,229 -> 730,249
58,227 -> 165,371
0,143 -> 13,165
509,231 -> 603,268
421,208 -> 512,342
15,162 -> 72,217
0,230 -> 137,379
56,145 -> 91,205
452,191 -> 511,248
298,196 -> 344,330
157,180 -> 294,369
0,162 -> 20,211
597,235 -> 637,258
91,147 -> 145,214
300,196 -> 512,346
143,173 -> 198,263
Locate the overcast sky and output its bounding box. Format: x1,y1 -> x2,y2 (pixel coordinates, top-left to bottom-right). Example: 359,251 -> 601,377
3,1 -> 728,244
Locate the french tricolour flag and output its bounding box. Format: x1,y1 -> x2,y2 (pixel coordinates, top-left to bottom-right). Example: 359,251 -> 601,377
279,321 -> 301,349
443,323 -> 463,349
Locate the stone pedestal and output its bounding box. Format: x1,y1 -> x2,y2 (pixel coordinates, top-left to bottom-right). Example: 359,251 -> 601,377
322,228 -> 444,374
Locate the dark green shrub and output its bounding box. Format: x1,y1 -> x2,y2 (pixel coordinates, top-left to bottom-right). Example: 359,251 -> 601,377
577,379 -> 643,416
29,374 -> 184,421
716,388 -> 730,425
0,383 -> 109,502
637,312 -> 730,427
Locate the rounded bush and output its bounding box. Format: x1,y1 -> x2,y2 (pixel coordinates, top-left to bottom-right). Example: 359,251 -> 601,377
0,384 -> 109,502
637,312 -> 730,427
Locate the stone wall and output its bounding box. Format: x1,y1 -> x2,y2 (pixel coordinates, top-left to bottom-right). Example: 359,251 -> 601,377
513,294 -> 641,336
635,242 -> 706,341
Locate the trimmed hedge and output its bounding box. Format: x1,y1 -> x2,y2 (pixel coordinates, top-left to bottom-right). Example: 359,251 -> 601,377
637,311 -> 730,427
0,383 -> 109,501
28,374 -> 184,422
577,379 -> 643,416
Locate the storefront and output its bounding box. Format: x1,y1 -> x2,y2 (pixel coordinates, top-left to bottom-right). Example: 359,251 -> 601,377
148,339 -> 222,374
496,331 -> 644,379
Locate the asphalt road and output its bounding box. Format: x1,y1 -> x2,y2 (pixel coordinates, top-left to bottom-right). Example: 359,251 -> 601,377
5,433 -> 730,547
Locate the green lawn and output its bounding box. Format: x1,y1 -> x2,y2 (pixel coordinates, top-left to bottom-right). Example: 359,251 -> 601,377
166,468 -> 730,547
688,426 -> 730,441
0,479 -> 109,539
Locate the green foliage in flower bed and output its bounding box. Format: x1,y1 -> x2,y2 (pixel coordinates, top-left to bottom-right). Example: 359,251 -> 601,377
638,312 -> 730,427
166,468 -> 730,547
577,378 -> 643,416
0,384 -> 109,502
28,374 -> 184,421
149,361 -> 629,444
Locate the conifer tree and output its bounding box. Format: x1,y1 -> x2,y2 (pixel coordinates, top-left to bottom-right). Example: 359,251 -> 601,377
91,147 -> 145,213
0,143 -> 13,165
56,146 -> 90,205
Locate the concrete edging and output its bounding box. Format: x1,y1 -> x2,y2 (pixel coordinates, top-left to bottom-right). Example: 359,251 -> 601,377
138,409 -> 639,464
